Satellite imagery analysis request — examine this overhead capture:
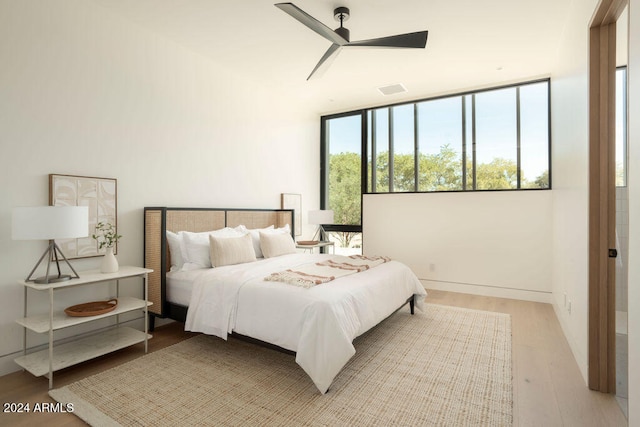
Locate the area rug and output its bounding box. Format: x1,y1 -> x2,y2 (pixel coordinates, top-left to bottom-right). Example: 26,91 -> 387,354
50,304 -> 512,426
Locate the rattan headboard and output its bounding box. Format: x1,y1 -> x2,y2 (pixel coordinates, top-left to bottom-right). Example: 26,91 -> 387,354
144,207 -> 294,317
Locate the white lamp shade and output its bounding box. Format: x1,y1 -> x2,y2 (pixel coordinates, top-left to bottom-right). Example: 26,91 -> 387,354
308,210 -> 334,225
12,206 -> 89,240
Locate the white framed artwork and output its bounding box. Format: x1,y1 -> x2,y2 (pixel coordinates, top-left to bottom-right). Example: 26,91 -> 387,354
49,174 -> 117,258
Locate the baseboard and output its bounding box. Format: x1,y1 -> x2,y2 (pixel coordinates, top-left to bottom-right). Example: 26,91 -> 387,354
551,300 -> 589,384
421,279 -> 552,304
0,351 -> 24,378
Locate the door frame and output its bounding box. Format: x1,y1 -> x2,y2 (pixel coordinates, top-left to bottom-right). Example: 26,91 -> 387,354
588,0 -> 627,393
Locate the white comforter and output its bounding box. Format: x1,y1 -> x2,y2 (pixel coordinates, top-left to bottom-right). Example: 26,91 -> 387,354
184,253 -> 426,394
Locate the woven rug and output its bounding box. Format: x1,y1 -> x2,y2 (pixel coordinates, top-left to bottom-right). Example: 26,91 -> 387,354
50,304 -> 512,426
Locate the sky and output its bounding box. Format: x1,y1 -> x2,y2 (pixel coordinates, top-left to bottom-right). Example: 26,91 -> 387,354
327,80 -> 551,183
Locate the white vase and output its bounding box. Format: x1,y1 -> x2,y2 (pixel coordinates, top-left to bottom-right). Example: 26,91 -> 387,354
101,247 -> 119,273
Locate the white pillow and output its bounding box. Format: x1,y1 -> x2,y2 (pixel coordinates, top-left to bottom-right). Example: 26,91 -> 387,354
259,223 -> 290,238
166,231 -> 185,272
209,234 -> 257,267
237,225 -> 274,258
273,224 -> 291,234
259,231 -> 297,258
181,227 -> 245,270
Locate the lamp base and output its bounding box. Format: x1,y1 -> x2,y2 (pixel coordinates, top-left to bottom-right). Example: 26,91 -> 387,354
25,241 -> 80,284
34,274 -> 72,284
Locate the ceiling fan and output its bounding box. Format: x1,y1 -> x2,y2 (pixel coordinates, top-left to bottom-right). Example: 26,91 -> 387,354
275,3 -> 428,80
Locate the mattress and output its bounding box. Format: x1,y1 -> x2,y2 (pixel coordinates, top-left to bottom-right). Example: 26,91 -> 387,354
166,269 -> 203,306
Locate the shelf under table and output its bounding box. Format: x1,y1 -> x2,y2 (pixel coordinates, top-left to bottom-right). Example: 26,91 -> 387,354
16,297 -> 152,333
14,327 -> 152,377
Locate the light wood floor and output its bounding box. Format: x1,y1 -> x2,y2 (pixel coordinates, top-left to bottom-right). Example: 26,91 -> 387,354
0,290 -> 628,426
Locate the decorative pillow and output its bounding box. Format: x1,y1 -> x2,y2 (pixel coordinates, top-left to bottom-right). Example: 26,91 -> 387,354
259,231 -> 297,258
181,227 -> 245,270
166,231 -> 185,271
209,234 -> 257,267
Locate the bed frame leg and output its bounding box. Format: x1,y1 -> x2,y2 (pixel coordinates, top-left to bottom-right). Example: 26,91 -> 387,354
410,296 -> 415,315
149,314 -> 156,332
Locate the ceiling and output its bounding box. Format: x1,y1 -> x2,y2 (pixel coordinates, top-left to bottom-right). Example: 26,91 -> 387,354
91,0 -> 575,114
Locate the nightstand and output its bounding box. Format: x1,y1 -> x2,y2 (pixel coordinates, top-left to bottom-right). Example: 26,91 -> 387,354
15,266 -> 153,389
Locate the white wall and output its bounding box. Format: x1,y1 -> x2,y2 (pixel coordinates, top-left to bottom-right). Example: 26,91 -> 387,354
548,0 -> 598,385
363,191 -> 553,302
627,0 -> 639,423
550,4 -> 640,419
0,0 -> 319,376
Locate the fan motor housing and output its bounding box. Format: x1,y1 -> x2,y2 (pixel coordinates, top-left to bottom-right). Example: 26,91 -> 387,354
335,26 -> 350,41
334,7 -> 350,22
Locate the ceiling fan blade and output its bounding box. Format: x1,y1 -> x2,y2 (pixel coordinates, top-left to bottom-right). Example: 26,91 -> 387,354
347,31 -> 428,48
307,44 -> 342,80
275,3 -> 348,46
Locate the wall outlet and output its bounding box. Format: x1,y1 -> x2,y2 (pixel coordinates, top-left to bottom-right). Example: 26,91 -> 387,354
567,300 -> 572,314
429,263 -> 435,272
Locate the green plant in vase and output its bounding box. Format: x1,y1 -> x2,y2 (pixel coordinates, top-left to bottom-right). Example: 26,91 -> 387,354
92,222 -> 122,273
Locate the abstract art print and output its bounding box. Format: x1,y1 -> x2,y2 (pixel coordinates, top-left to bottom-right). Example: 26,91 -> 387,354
49,174 -> 117,258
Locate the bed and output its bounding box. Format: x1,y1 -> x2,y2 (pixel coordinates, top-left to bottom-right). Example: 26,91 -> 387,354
144,207 -> 427,393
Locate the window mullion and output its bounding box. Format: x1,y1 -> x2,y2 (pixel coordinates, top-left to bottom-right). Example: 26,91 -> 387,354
414,104 -> 419,192
371,112 -> 377,193
516,87 -> 522,189
472,94 -> 477,191
361,110 -> 368,195
462,98 -> 467,191
320,118 -> 328,207
388,108 -> 394,193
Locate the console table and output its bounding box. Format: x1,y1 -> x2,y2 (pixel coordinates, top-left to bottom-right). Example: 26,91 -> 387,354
15,266 -> 153,389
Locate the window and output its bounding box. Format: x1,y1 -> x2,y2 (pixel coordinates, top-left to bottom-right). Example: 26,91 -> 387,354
321,113 -> 363,254
391,104 -> 416,192
417,96 -> 464,191
321,80 -> 551,245
368,108 -> 390,192
616,67 -> 627,187
474,88 -> 518,189
520,82 -> 551,188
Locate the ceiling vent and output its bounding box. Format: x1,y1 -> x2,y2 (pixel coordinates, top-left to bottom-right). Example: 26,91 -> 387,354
377,83 -> 407,96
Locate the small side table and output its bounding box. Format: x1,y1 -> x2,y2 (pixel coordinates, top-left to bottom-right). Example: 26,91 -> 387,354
296,241 -> 335,254
15,266 -> 152,389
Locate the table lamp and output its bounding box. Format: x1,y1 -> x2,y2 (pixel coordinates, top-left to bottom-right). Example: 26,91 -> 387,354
308,209 -> 334,241
12,206 -> 89,284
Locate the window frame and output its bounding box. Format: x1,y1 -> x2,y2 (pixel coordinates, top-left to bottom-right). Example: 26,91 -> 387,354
320,78 -> 552,224
320,110 -> 366,231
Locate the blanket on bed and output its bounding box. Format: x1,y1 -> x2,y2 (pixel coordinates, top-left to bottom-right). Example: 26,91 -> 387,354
184,253 -> 427,394
264,255 -> 391,288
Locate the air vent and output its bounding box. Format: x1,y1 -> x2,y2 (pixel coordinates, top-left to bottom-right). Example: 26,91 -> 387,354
377,83 -> 407,96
